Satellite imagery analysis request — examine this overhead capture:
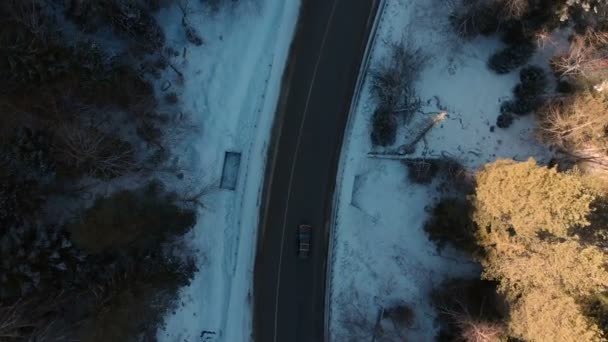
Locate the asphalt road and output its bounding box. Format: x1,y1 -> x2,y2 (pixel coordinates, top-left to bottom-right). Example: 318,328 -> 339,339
254,0 -> 379,341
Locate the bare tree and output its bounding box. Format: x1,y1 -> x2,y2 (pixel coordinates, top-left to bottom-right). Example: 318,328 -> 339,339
438,302 -> 506,342
0,297 -> 65,342
54,124 -> 135,179
371,38 -> 425,123
552,30 -> 608,77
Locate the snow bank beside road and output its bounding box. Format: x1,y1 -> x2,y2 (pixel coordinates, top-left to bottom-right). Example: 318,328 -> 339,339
155,1 -> 299,341
329,0 -> 550,340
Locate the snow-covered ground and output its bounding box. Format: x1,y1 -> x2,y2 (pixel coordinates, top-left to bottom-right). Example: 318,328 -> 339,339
329,0 -> 552,340
154,1 -> 299,341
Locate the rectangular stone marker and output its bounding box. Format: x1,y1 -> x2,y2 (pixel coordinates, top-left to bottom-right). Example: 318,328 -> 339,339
220,151 -> 241,191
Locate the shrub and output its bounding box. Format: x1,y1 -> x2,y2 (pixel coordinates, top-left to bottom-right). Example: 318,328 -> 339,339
424,197 -> 478,253
556,78 -> 578,93
370,40 -> 424,121
403,158 -> 441,184
501,96 -> 544,115
500,66 -> 548,117
403,157 -> 473,190
499,19 -> 530,45
488,42 -> 536,74
370,107 -> 398,147
383,303 -> 415,328
69,183 -> 196,254
496,112 -> 514,128
519,65 -> 548,93
164,92 -> 179,105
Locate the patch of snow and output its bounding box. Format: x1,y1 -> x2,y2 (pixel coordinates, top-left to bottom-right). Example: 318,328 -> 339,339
155,1 -> 299,341
329,0 -> 552,340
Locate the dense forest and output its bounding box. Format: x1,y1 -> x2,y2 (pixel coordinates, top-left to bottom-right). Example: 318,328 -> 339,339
0,0 -> 217,340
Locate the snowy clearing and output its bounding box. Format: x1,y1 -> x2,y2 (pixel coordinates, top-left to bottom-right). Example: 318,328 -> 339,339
155,1 -> 299,341
329,0 -> 552,340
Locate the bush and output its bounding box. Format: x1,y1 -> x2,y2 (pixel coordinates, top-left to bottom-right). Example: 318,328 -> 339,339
403,157 -> 472,190
519,65 -> 548,93
164,92 -> 179,104
370,107 -> 398,146
403,158 -> 441,184
499,19 -> 530,45
496,112 -> 514,128
383,304 -> 415,328
69,183 -> 196,254
500,96 -> 543,115
370,40 -> 424,122
424,198 -> 478,253
556,78 -> 578,93
488,42 -> 536,74
501,67 -> 548,116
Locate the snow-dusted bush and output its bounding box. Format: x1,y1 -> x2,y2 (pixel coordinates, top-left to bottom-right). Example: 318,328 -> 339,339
501,95 -> 544,115
370,107 -> 398,147
500,65 -> 548,116
519,65 -> 548,93
403,158 -> 441,184
370,40 -> 424,122
496,112 -> 514,128
402,157 -> 472,189
488,41 -> 536,74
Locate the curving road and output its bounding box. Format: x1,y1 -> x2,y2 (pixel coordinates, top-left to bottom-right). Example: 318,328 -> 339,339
254,0 -> 380,341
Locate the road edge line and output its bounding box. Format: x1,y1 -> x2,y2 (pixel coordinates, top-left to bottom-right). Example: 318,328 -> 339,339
323,0 -> 388,340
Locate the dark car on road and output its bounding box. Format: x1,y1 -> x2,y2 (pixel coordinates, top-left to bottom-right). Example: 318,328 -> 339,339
297,224 -> 311,259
